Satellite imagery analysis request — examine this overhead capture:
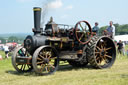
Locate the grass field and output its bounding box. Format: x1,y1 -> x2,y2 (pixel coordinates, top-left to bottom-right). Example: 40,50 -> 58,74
0,45 -> 128,85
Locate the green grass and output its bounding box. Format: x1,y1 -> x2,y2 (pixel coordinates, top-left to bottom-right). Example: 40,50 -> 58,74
0,46 -> 128,85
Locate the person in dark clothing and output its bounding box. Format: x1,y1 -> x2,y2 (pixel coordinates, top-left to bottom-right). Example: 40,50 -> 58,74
117,40 -> 123,54
92,22 -> 99,35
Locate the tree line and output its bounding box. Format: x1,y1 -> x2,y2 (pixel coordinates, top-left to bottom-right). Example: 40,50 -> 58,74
0,36 -> 24,44
99,23 -> 128,35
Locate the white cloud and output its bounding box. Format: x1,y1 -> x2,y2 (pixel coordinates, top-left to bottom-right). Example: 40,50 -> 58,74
65,5 -> 73,10
48,0 -> 63,9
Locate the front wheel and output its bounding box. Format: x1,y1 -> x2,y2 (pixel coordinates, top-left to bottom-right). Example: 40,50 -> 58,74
12,46 -> 33,73
32,46 -> 59,75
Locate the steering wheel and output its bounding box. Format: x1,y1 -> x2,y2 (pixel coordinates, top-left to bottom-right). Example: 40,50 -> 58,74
74,20 -> 92,44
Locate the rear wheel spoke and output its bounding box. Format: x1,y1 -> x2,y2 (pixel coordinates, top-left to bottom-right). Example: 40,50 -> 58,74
101,44 -> 104,49
95,52 -> 100,54
96,46 -> 101,51
96,56 -> 100,61
105,47 -> 112,51
105,55 -> 112,58
20,64 -> 23,70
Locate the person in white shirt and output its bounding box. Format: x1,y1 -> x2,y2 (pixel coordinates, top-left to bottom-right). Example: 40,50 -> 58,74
3,45 -> 9,58
106,21 -> 115,39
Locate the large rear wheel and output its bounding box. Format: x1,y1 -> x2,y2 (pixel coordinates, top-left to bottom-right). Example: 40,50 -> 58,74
87,36 -> 116,68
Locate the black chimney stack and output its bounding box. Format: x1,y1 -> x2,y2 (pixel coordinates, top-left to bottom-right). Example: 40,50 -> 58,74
33,7 -> 41,35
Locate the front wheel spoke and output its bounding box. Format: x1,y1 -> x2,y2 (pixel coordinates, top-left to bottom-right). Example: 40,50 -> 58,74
23,64 -> 26,71
47,66 -> 51,72
45,53 -> 48,58
45,66 -> 48,72
39,54 -> 45,59
27,64 -> 30,69
37,61 -> 44,65
50,57 -> 57,60
37,57 -> 42,60
40,64 -> 46,72
48,55 -> 51,59
20,64 -> 24,70
48,64 -> 55,70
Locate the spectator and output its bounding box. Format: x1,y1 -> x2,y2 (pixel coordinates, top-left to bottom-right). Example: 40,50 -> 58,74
0,55 -> 2,60
92,22 -> 99,35
106,21 -> 115,39
117,40 -> 123,55
114,40 -> 117,46
3,44 -> 9,59
122,42 -> 125,56
127,49 -> 128,57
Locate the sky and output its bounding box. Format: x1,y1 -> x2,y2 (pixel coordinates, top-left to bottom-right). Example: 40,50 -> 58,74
0,0 -> 128,34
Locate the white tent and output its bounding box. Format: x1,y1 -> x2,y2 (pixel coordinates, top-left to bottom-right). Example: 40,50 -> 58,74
114,35 -> 128,42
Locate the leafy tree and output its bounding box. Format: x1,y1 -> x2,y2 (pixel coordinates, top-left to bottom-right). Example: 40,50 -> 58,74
99,26 -> 108,36
8,36 -> 18,43
0,37 -> 6,44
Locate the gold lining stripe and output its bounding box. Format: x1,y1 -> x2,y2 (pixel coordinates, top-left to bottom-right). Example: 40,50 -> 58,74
33,8 -> 41,11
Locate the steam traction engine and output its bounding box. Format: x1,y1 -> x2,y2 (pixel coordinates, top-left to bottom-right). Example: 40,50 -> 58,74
12,7 -> 116,75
